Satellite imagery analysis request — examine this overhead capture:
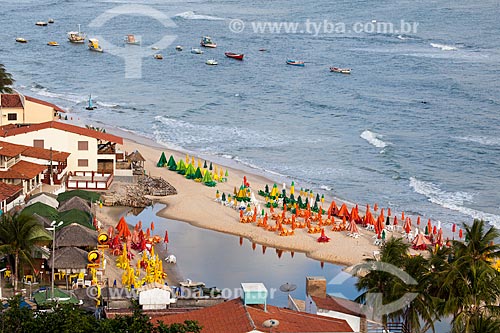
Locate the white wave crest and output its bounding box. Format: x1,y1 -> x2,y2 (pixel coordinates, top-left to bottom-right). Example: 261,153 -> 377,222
430,43 -> 457,51
96,101 -> 119,108
396,35 -> 409,40
409,177 -> 500,227
30,87 -> 86,104
360,130 -> 388,148
174,11 -> 224,21
455,136 -> 500,146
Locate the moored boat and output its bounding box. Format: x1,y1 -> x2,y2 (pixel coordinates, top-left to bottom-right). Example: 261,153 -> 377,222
36,21 -> 48,26
286,59 -> 305,66
191,48 -> 203,54
330,67 -> 351,74
15,37 -> 27,43
124,34 -> 140,45
205,59 -> 218,65
48,18 -> 55,24
175,45 -> 183,51
67,24 -> 86,43
88,38 -> 103,52
154,54 -> 163,60
200,36 -> 216,48
47,41 -> 59,46
85,94 -> 97,110
225,52 -> 244,60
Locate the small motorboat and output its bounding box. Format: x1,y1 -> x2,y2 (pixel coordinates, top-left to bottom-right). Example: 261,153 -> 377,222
205,59 -> 218,65
286,59 -> 305,66
225,52 -> 244,60
16,38 -> 27,43
191,48 -> 203,54
85,94 -> 97,110
330,67 -> 351,74
36,21 -> 48,26
153,54 -> 163,60
151,46 -> 159,50
259,48 -> 267,52
88,38 -> 103,52
124,34 -> 140,45
200,36 -> 216,48
47,41 -> 59,46
175,45 -> 183,51
48,18 -> 55,24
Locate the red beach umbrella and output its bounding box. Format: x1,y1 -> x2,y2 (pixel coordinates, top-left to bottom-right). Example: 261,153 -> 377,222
433,226 -> 437,235
151,221 -> 155,231
459,229 -> 463,239
164,230 -> 169,243
387,208 -> 391,216
374,203 -> 378,211
393,216 -> 398,226
401,211 -> 405,220
262,245 -> 266,254
317,228 -> 330,243
417,216 -> 421,226
427,219 -> 432,233
404,218 -> 411,234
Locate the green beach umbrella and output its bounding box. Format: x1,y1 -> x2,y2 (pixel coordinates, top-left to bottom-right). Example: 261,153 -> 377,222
176,159 -> 187,175
203,170 -> 216,186
185,163 -> 196,179
193,167 -> 203,180
315,193 -> 320,202
209,162 -> 213,170
222,193 -> 226,202
203,160 -> 208,169
157,152 -> 167,167
297,196 -> 303,207
265,184 -> 269,194
167,155 -> 177,170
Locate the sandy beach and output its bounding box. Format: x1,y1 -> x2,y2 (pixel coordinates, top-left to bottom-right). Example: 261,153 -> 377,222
101,129 -> 383,267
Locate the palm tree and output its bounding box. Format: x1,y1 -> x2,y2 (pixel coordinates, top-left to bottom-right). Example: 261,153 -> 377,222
434,219 -> 500,333
0,212 -> 52,291
0,64 -> 15,93
355,237 -> 438,332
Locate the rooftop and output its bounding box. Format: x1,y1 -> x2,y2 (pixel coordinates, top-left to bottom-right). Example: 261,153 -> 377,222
0,160 -> 46,179
152,298 -> 353,333
0,121 -> 123,144
0,182 -> 23,201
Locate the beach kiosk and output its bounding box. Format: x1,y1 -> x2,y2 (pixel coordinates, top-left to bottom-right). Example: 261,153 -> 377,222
241,283 -> 268,311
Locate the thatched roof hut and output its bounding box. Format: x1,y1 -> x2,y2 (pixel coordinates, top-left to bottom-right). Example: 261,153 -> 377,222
48,246 -> 89,270
27,193 -> 59,209
126,150 -> 146,163
58,196 -> 91,214
55,223 -> 97,248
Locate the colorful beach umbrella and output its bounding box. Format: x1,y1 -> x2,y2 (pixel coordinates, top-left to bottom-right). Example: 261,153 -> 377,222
164,230 -> 169,243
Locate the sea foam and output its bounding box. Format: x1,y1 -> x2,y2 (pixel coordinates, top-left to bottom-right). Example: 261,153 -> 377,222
430,43 -> 458,51
360,130 -> 388,148
174,11 -> 224,21
409,177 -> 500,228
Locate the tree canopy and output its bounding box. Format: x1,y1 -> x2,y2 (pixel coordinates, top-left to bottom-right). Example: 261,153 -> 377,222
0,64 -> 14,93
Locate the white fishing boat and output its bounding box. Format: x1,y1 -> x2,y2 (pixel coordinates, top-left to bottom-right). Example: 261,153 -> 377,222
175,45 -> 183,51
36,21 -> 48,26
191,48 -> 203,54
47,41 -> 59,46
15,37 -> 28,43
205,59 -> 218,65
153,54 -> 163,60
67,24 -> 86,43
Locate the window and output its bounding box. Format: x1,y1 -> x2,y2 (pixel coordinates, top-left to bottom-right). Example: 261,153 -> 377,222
7,113 -> 17,121
78,141 -> 89,151
33,140 -> 44,148
78,159 -> 89,167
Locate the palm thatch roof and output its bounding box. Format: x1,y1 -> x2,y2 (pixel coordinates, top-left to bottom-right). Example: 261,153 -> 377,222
33,213 -> 53,228
127,150 -> 146,162
22,202 -> 59,220
55,223 -> 97,248
48,246 -> 89,270
57,190 -> 100,204
26,192 -> 59,209
58,196 -> 91,214
58,209 -> 94,229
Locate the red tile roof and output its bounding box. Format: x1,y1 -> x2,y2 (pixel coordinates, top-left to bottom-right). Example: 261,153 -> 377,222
0,94 -> 23,108
0,182 -> 23,201
25,95 -> 65,113
0,160 -> 46,179
0,121 -> 123,144
152,298 -> 353,333
0,141 -> 27,157
311,295 -> 366,318
22,146 -> 70,162
0,140 -> 69,162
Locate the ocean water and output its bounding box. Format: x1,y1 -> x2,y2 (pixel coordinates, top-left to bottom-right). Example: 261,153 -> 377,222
1,0 -> 500,233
